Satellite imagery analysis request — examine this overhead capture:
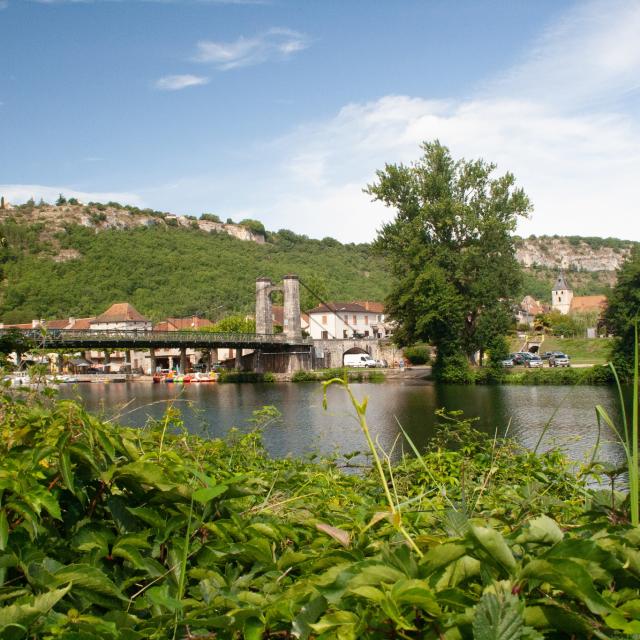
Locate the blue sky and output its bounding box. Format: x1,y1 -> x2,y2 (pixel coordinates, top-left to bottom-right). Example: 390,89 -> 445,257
1,0 -> 639,242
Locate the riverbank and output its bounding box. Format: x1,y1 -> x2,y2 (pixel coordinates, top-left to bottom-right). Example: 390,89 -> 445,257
2,391 -> 638,639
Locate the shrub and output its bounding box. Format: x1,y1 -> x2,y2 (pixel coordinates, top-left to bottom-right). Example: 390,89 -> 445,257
403,345 -> 431,365
433,353 -> 474,384
200,213 -> 221,223
217,371 -> 273,383
239,218 -> 266,237
292,370 -> 319,382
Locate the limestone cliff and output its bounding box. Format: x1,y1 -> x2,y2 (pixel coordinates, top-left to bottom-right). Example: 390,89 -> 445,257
515,236 -> 635,272
0,201 -> 266,247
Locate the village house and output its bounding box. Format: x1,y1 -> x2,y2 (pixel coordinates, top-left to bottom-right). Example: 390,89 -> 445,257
551,273 -> 607,316
515,295 -> 547,327
306,301 -> 390,340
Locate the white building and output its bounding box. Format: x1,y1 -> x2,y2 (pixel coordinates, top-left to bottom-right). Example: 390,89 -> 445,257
307,301 -> 389,340
551,273 -> 574,315
89,302 -> 153,331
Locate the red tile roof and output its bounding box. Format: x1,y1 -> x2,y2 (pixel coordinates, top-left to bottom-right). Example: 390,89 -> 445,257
354,300 -> 385,313
308,302 -> 368,314
570,295 -> 607,313
92,303 -> 149,324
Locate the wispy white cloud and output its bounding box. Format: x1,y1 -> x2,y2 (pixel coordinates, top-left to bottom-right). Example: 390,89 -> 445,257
490,0 -> 640,109
155,74 -> 209,90
193,28 -> 310,70
0,185 -> 144,207
205,0 -> 640,242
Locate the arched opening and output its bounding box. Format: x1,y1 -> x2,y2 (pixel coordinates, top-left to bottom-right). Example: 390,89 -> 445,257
342,346 -> 372,367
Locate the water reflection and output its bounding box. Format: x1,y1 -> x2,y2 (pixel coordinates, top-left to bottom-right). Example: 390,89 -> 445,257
60,381 -> 626,468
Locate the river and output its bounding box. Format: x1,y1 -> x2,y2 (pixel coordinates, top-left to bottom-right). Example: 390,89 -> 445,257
59,380 -> 627,468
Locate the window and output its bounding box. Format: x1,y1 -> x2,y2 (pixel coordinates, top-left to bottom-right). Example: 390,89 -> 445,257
364,330 -> 369,337
364,315 -> 369,325
352,315 -> 357,325
558,297 -> 561,303
321,331 -> 328,339
343,314 -> 348,322
322,315 -> 327,325
343,330 -> 348,338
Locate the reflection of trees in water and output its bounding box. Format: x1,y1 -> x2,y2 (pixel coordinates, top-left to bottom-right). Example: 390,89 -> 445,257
59,382 -> 625,468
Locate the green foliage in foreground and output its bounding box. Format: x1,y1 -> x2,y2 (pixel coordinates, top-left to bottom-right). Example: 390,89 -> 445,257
2,390 -> 640,638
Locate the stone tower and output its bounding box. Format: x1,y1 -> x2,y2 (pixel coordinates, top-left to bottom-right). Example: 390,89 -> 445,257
551,273 -> 573,315
283,275 -> 302,340
255,277 -> 274,334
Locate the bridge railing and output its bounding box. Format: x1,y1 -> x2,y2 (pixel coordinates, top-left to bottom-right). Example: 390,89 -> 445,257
0,328 -> 313,347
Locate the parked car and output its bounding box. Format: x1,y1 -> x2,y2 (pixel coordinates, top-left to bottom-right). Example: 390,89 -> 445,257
375,359 -> 388,368
512,352 -> 533,365
501,355 -> 515,367
540,352 -> 553,360
525,355 -> 544,368
549,353 -> 571,367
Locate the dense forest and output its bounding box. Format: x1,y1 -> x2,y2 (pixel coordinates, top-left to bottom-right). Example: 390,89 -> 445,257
0,201 -> 632,323
0,218 -> 388,323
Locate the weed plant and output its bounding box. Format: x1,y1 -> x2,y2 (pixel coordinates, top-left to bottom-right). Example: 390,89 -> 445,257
1,385 -> 640,637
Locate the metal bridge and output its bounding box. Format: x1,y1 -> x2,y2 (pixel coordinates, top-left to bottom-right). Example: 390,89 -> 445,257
0,328 -> 313,351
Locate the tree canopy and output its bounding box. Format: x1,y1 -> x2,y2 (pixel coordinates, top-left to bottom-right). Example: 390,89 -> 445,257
368,141 -> 531,379
605,246 -> 640,377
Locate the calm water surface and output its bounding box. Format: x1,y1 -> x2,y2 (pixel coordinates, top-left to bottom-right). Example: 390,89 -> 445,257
60,380 -> 627,467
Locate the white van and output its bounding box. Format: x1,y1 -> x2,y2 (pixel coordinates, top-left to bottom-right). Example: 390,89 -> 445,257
343,353 -> 377,368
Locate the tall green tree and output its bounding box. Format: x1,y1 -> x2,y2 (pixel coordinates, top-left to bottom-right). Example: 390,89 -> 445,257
367,141 -> 531,379
605,246 -> 640,377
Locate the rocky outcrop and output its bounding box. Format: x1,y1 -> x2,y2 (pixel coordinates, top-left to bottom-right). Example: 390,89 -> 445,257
516,237 -> 634,272
0,203 -> 266,245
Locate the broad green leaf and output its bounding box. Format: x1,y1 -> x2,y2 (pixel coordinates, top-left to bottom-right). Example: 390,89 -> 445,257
54,564 -> 125,600
310,610 -> 360,636
71,526 -> 113,555
435,555 -> 481,590
347,585 -> 384,602
192,485 -> 228,503
0,584 -> 71,628
516,515 -> 563,546
114,462 -> 176,491
421,543 -> 467,573
379,594 -> 417,631
145,584 -> 183,612
519,559 -> 614,615
470,525 -> 517,573
291,595 -> 327,640
524,604 -> 598,636
605,612 -> 640,634
347,564 -> 406,588
125,506 -> 166,529
243,617 -> 264,640
390,579 -> 440,615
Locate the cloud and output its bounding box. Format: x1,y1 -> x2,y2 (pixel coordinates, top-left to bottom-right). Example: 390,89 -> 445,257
155,74 -> 209,90
206,0 -> 640,243
193,28 -> 310,70
490,0 -> 640,109
0,185 -> 145,207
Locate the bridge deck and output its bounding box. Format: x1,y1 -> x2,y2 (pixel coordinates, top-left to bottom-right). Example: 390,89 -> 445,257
0,329 -> 312,351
